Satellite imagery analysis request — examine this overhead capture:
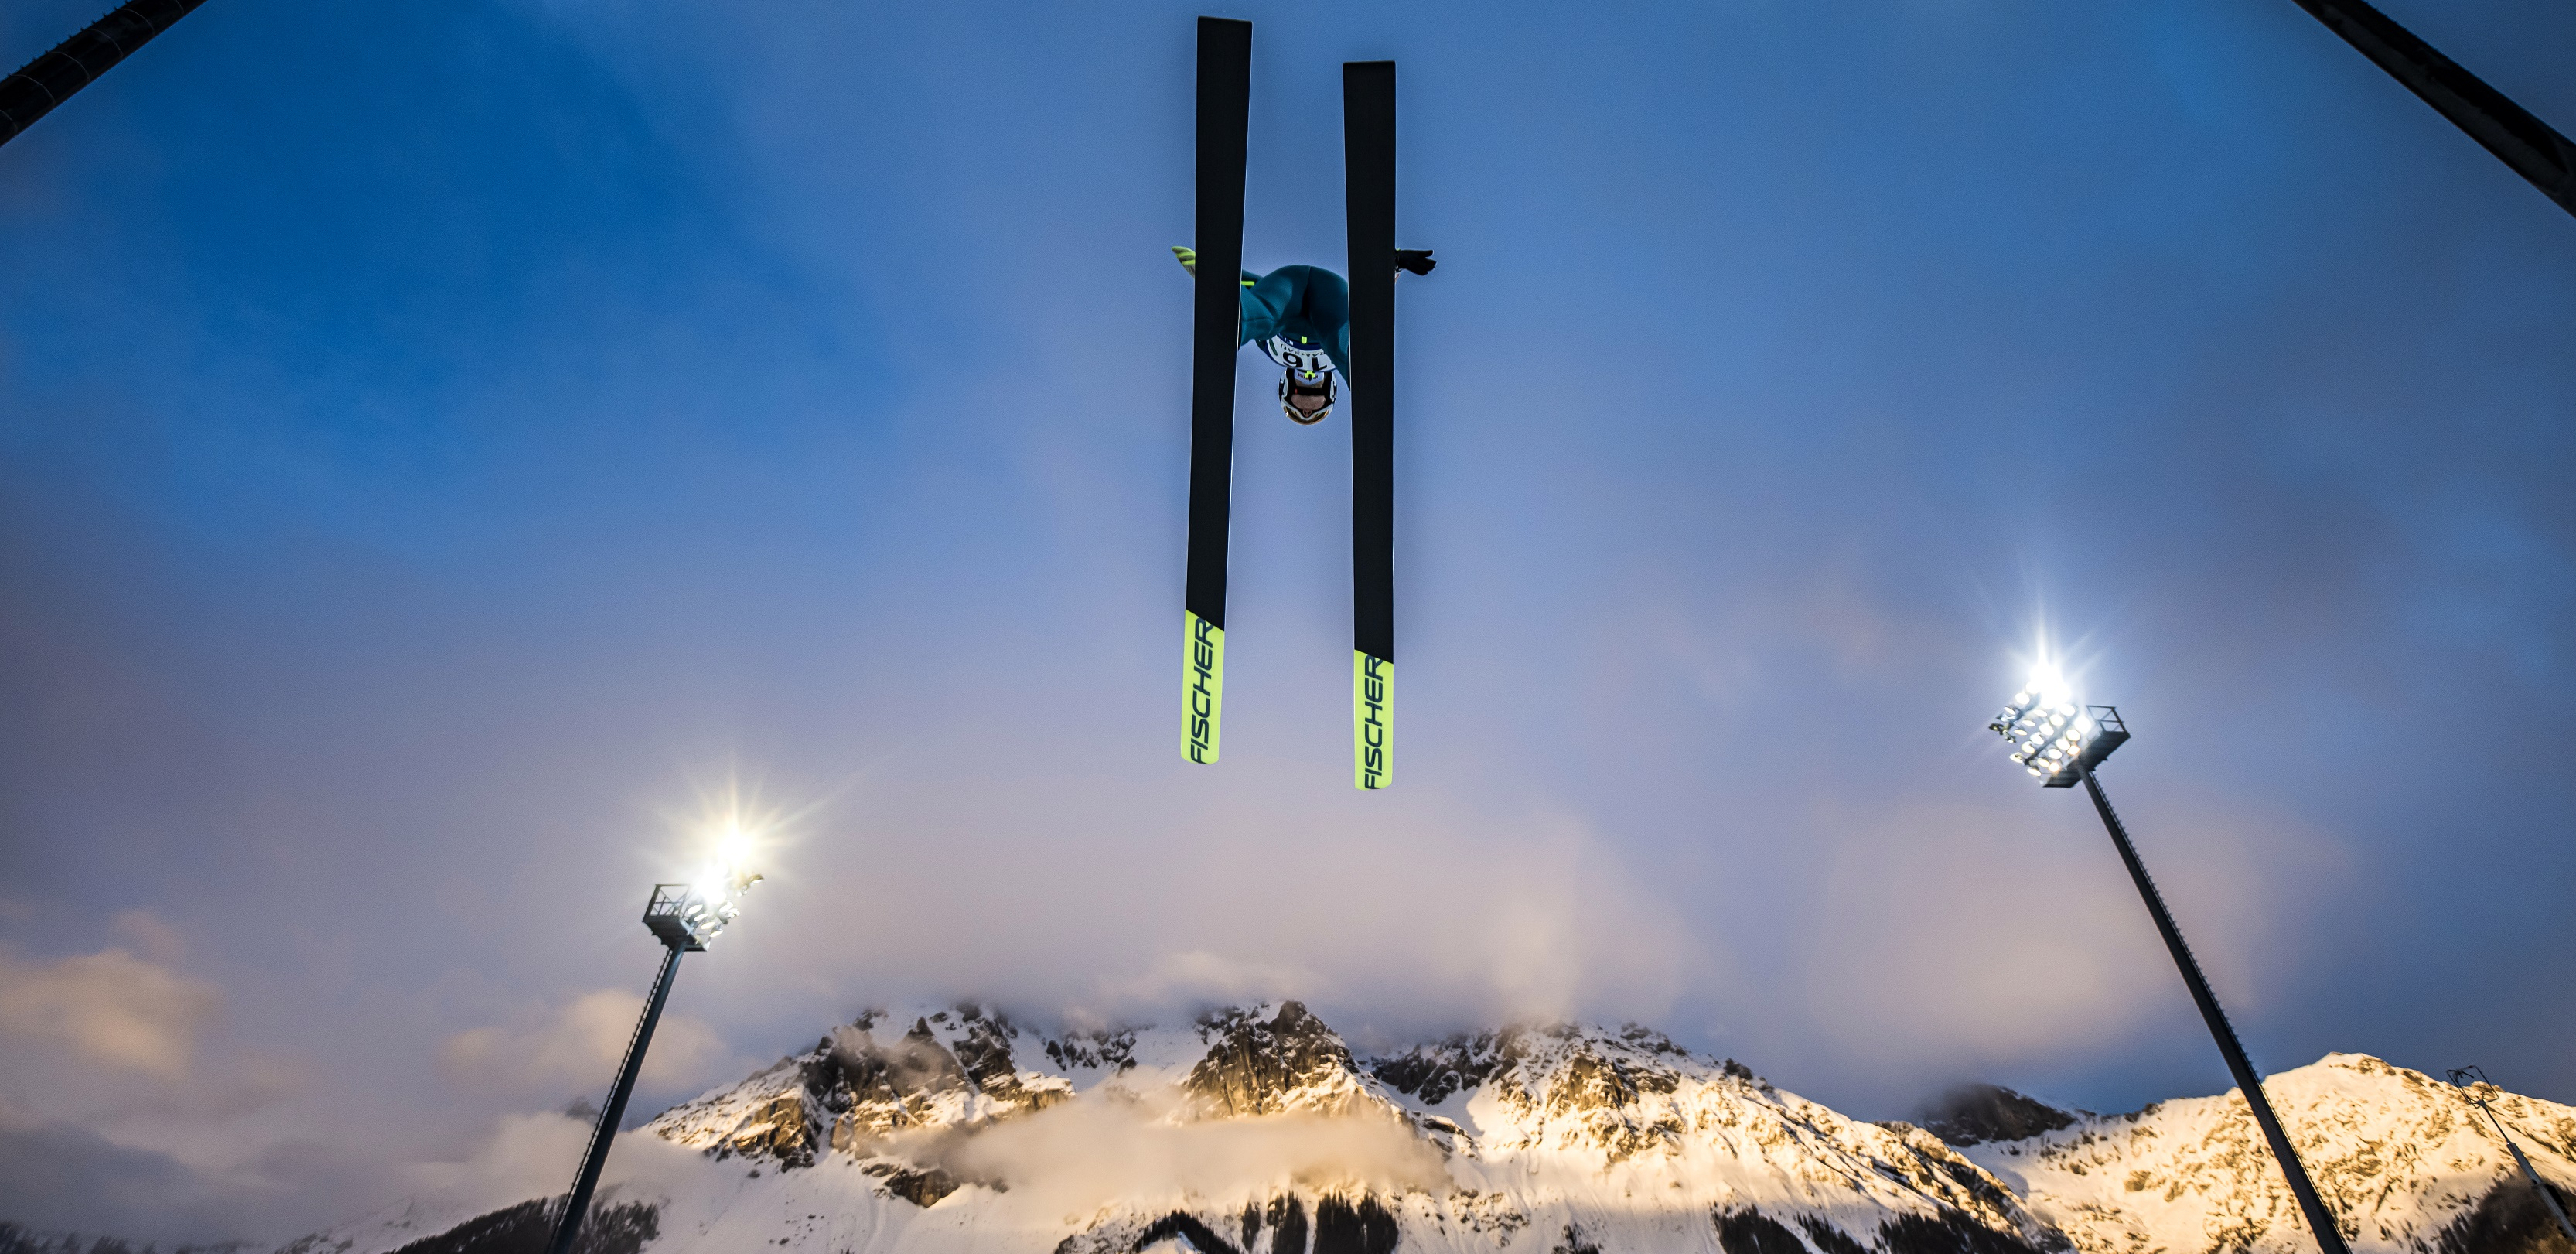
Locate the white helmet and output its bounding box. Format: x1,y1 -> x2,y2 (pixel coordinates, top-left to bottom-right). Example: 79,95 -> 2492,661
1264,336 -> 1337,424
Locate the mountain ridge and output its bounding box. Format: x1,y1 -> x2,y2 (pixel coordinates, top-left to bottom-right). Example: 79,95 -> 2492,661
19,1002 -> 2575,1254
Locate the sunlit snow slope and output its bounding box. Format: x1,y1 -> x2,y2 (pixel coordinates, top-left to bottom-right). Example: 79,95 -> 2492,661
1963,1053 -> 2576,1254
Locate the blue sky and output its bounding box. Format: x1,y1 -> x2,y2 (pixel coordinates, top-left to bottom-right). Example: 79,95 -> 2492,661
2,0 -> 2572,1239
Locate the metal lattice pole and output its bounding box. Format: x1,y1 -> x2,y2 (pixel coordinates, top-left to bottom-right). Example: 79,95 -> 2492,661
2075,761 -> 2352,1254
547,940 -> 684,1254
2448,1067 -> 2576,1249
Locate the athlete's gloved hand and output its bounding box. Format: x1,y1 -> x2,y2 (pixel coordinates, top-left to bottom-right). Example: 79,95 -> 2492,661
1394,249 -> 1436,275
1176,246 -> 1256,285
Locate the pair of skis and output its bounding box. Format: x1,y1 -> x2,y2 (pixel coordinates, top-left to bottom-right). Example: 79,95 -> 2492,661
1182,16 -> 1399,790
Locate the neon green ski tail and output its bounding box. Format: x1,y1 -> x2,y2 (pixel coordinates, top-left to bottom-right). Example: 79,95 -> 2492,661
1353,651 -> 1390,788
1183,612 -> 1224,764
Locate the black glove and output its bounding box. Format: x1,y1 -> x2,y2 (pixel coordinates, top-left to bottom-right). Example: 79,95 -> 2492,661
1394,249 -> 1436,276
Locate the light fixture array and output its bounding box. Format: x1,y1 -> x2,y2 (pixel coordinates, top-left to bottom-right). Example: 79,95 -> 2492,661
1987,689 -> 2127,786
645,871 -> 760,950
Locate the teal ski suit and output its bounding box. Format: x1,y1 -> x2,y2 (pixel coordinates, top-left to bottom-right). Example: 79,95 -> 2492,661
1238,265 -> 1349,376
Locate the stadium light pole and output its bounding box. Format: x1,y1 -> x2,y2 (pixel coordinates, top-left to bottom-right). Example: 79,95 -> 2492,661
2446,1066 -> 2576,1247
546,867 -> 759,1254
1986,675 -> 2352,1254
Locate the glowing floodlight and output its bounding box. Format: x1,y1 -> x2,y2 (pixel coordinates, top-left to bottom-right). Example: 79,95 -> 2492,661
1987,669 -> 2128,788
642,815 -> 766,951
647,866 -> 761,952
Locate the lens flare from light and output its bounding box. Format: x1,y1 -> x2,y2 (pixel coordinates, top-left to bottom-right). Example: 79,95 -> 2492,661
713,818 -> 755,875
2025,661 -> 2069,708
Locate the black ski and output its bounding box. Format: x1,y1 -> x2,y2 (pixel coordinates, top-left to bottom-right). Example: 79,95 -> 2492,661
1182,16 -> 1250,766
1343,60 -> 1396,789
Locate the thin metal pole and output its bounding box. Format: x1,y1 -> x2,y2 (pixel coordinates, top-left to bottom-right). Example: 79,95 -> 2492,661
2465,1089 -> 2576,1246
548,941 -> 684,1254
1,0 -> 213,150
2075,762 -> 2351,1254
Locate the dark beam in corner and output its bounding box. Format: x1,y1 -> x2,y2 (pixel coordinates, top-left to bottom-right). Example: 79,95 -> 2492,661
2,0 -> 213,149
2285,0 -> 2576,219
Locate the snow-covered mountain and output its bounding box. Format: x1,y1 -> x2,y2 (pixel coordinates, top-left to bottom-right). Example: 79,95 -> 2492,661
1957,1052 -> 2576,1254
246,1004 -> 2576,1254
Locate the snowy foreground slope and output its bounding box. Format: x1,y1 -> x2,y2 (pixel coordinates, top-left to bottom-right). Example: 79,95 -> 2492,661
323,1004 -> 2572,1254
1958,1052 -> 2576,1254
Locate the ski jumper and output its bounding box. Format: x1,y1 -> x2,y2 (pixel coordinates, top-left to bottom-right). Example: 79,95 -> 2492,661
1239,265 -> 1351,377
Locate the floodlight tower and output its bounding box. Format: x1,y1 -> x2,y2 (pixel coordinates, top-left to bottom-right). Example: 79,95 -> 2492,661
2445,1066 -> 2576,1247
1986,682 -> 2352,1254
546,872 -> 758,1254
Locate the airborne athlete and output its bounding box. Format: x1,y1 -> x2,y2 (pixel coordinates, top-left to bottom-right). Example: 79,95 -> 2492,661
1180,19 -> 1418,791
1169,248 -> 1436,425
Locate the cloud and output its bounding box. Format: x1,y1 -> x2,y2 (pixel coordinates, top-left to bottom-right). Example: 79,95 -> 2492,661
1799,799 -> 2175,1071
1790,789 -> 2350,1098
440,989 -> 734,1099
0,926 -> 217,1080
394,1109 -> 591,1225
108,908 -> 187,965
0,1102 -> 392,1245
928,1095 -> 1448,1215
0,1102 -> 654,1249
0,1053 -> 694,1247
0,1108 -> 225,1239
759,767 -> 1699,1044
0,919 -> 739,1245
387,1110 -> 711,1241
1090,952 -> 1328,1018
0,921 -> 331,1239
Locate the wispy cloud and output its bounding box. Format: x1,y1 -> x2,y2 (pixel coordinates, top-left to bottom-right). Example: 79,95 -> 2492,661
931,1095 -> 1447,1215
0,917 -> 217,1081
441,989 -> 737,1099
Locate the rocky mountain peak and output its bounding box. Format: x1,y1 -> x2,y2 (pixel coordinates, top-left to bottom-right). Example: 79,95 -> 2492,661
1373,1021 -> 1745,1107
1917,1083 -> 2081,1146
645,1001 -> 1071,1172
1182,1000 -> 1380,1119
